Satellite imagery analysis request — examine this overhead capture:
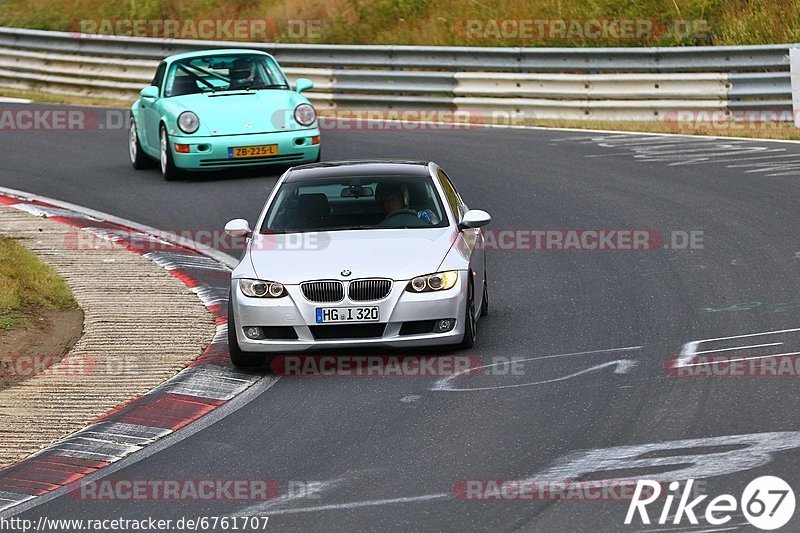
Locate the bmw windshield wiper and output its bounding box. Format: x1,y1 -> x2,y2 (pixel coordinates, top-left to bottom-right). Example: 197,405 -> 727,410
302,226 -> 375,232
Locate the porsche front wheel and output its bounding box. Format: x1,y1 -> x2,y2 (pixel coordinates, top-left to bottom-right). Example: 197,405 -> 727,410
160,125 -> 181,181
129,117 -> 150,169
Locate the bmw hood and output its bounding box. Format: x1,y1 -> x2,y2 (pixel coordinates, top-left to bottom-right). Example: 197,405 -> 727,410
248,228 -> 458,284
169,91 -> 311,135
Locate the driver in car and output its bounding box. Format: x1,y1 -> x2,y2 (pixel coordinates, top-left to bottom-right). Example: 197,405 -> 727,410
375,182 -> 434,225
228,58 -> 259,90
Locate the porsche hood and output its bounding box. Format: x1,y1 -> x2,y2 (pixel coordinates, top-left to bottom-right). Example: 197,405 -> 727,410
169,90 -> 311,136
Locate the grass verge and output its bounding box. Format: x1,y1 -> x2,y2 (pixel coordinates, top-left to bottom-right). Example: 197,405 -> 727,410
0,0 -> 799,47
0,235 -> 78,333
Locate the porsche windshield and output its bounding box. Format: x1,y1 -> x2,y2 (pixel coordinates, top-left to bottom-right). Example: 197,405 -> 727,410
164,54 -> 289,96
261,176 -> 450,233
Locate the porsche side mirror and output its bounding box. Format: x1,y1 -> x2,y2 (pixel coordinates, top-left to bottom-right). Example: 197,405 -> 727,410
225,218 -> 252,238
295,78 -> 314,93
458,209 -> 491,230
140,86 -> 159,100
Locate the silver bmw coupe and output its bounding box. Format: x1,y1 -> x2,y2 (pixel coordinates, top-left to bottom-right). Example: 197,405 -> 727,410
224,160 -> 491,368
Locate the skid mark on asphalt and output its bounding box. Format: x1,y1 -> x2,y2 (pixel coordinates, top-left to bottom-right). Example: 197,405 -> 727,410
431,346 -> 641,392
550,133 -> 800,177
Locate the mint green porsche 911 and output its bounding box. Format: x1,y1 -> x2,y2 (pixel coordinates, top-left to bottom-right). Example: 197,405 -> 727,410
129,49 -> 321,180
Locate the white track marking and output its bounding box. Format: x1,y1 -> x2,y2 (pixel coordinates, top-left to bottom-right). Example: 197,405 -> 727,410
597,137 -> 702,146
675,327 -> 800,367
431,346 -> 641,392
694,342 -> 783,355
743,163 -> 800,174
635,148 -> 771,163
681,351 -> 800,367
672,151 -> 792,165
260,493 -> 450,516
665,151 -> 788,166
562,133 -> 800,176
549,131 -> 800,145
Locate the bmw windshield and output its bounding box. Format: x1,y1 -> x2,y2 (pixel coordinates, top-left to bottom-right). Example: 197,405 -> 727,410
261,176 -> 450,233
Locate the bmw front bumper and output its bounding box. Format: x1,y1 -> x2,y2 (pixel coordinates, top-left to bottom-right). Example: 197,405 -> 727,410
230,272 -> 469,352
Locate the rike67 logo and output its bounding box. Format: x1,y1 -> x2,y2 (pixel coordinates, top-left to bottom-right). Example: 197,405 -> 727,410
626,476 -> 795,530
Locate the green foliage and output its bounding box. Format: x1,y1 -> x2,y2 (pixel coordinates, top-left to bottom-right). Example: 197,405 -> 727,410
0,0 -> 797,46
0,236 -> 77,332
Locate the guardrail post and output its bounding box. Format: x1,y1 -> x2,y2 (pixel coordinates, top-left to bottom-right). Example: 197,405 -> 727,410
791,46 -> 800,126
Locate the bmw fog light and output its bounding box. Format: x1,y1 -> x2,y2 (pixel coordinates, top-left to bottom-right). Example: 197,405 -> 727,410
435,319 -> 456,333
244,326 -> 264,340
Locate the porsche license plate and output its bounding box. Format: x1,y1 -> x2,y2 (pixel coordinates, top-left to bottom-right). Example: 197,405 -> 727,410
228,144 -> 278,159
315,306 -> 380,323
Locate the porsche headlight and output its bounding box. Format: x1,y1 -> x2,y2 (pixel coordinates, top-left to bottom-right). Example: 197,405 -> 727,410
178,111 -> 199,134
406,271 -> 459,293
294,103 -> 316,127
239,279 -> 287,298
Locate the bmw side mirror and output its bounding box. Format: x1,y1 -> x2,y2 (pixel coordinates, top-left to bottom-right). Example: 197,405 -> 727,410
225,218 -> 252,238
458,209 -> 491,230
295,78 -> 313,93
140,86 -> 159,100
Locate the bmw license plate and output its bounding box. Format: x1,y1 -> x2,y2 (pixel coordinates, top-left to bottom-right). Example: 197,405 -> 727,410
228,144 -> 278,159
316,306 -> 379,323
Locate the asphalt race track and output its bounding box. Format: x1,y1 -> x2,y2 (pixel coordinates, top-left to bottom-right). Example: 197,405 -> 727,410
3,104 -> 800,531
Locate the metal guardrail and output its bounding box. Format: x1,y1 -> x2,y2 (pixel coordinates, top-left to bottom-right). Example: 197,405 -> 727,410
0,27 -> 795,121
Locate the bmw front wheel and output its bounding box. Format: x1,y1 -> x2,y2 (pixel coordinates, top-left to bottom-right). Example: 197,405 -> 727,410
460,276 -> 477,349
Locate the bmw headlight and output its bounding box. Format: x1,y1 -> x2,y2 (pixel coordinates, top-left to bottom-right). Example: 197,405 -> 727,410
239,279 -> 287,298
294,103 -> 316,127
178,111 -> 199,134
406,271 -> 459,293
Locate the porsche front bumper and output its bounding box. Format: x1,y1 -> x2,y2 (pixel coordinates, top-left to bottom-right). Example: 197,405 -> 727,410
169,128 -> 320,170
